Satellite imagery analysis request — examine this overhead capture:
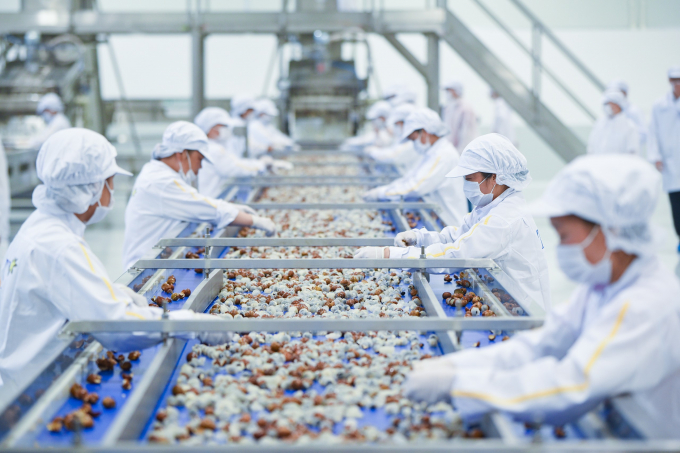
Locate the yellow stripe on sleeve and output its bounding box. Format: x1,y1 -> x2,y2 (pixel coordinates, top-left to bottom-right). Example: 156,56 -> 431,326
125,311 -> 147,320
426,216 -> 492,258
79,244 -> 118,301
384,156 -> 441,196
451,302 -> 631,404
173,180 -> 218,208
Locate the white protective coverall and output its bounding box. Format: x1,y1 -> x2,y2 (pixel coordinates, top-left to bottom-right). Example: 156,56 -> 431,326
442,80 -> 478,152
607,78 -> 647,148
122,122 -> 242,269
341,101 -> 393,151
248,99 -> 296,156
388,134 -> 550,309
648,92 -> 680,193
364,103 -> 418,170
0,137 -> 10,258
587,90 -> 639,155
433,156 -> 680,438
491,96 -> 516,145
27,93 -> 71,150
363,108 -> 468,227
194,107 -> 266,198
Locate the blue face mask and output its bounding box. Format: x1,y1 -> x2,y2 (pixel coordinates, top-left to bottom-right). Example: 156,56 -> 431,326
463,175 -> 496,208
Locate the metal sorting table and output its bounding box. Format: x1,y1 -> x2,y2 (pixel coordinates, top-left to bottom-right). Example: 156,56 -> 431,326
0,153 -> 667,451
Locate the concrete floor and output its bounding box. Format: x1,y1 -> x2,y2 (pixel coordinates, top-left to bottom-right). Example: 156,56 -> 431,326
8,177 -> 679,308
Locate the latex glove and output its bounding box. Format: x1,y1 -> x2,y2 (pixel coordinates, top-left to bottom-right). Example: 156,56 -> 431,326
394,231 -> 417,247
353,247 -> 385,259
258,155 -> 274,166
403,359 -> 457,405
116,284 -> 148,308
251,215 -> 277,237
169,310 -> 233,345
233,203 -> 257,215
363,188 -> 383,201
272,159 -> 294,171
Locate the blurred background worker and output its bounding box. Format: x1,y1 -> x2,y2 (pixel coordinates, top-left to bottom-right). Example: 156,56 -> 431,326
490,89 -> 516,145
122,121 -> 277,269
442,79 -> 478,153
382,83 -> 417,107
340,100 -> 393,151
0,138 -> 9,259
27,93 -> 71,150
0,128 -> 230,410
364,103 -> 418,171
607,78 -> 647,149
230,94 -> 256,157
404,155 -> 680,439
359,134 -> 550,309
360,108 -> 468,228
251,99 -> 299,153
194,107 -> 292,198
648,65 -> 680,252
587,89 -> 639,155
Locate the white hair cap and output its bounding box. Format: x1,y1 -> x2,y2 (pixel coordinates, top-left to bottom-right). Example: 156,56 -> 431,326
442,79 -> 463,95
231,94 -> 256,117
254,98 -> 279,117
366,101 -> 392,120
668,65 -> 680,79
528,154 -> 661,256
194,107 -> 234,134
389,103 -> 417,124
607,78 -> 629,94
446,133 -> 532,190
35,128 -> 131,214
601,89 -> 628,110
400,107 -> 449,141
36,92 -> 64,114
152,121 -> 210,161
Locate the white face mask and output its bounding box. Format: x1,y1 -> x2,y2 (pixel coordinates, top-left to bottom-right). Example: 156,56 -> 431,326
413,131 -> 432,154
86,180 -> 114,226
463,175 -> 496,208
392,124 -> 403,139
603,104 -> 615,118
556,225 -> 612,285
371,118 -> 386,130
41,111 -> 55,124
217,126 -> 232,143
177,151 -> 197,186
259,114 -> 273,126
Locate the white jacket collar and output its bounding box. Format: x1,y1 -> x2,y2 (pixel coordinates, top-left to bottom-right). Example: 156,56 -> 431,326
31,185 -> 87,237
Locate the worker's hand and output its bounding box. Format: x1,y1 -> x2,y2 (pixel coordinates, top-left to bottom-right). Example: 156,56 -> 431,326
251,215 -> 277,237
258,155 -> 274,166
233,203 -> 257,215
270,159 -> 294,171
353,247 -> 387,259
403,358 -> 457,404
116,284 -> 149,308
394,231 -> 417,247
363,188 -> 383,201
656,161 -> 664,172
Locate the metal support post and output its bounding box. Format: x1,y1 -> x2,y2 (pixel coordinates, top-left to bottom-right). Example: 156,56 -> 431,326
426,32 -> 440,111
531,22 -> 542,120
83,42 -> 104,134
191,11 -> 205,118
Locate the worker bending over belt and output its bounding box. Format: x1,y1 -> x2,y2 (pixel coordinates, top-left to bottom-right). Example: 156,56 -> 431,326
193,107 -> 292,198
28,92 -> 71,150
364,103 -> 418,171
357,133 -> 549,308
405,155 -> 680,438
122,121 -> 276,269
0,129 -> 228,410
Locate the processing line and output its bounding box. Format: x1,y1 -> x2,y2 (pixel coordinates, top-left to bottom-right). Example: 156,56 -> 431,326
0,152 -> 667,450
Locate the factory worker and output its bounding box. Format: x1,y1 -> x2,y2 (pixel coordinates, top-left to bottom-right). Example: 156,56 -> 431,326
0,128 -> 229,410
122,121 -> 277,269
586,89 -> 639,156
361,108 -> 468,227
607,78 -> 647,148
442,79 -> 478,152
364,103 -> 418,169
340,101 -> 393,151
250,99 -> 298,154
648,66 -> 680,252
490,89 -> 516,145
231,94 -> 256,122
383,84 -> 417,107
27,93 -> 71,150
359,133 -> 549,308
405,155 -> 680,438
0,138 -> 9,259
194,107 -> 291,198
